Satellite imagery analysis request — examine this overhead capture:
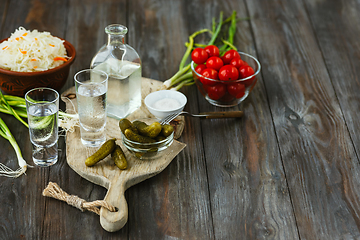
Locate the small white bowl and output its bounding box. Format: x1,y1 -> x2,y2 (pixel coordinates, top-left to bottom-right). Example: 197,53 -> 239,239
144,90 -> 187,119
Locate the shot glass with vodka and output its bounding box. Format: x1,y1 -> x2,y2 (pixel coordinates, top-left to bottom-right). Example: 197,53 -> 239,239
25,88 -> 59,167
74,69 -> 108,147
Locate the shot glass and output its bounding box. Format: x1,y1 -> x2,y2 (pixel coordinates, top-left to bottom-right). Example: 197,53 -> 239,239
74,69 -> 108,147
25,88 -> 59,167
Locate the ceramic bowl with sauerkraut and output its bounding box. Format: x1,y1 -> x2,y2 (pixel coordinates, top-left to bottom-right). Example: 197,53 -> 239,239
0,27 -> 76,96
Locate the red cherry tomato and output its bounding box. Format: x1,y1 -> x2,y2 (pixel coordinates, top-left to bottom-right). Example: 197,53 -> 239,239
218,65 -> 239,82
206,56 -> 223,71
239,65 -> 255,78
191,48 -> 209,64
221,50 -> 240,64
227,82 -> 246,98
207,83 -> 226,100
239,65 -> 255,86
230,58 -> 248,69
195,64 -> 206,74
204,45 -> 220,57
200,68 -> 218,86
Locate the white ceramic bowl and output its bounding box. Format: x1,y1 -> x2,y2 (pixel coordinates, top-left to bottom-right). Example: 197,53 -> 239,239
144,90 -> 187,119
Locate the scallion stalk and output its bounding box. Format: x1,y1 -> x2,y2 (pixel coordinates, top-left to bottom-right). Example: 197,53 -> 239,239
161,11 -> 243,91
0,117 -> 28,178
0,91 -> 28,128
0,94 -> 79,131
0,93 -> 80,178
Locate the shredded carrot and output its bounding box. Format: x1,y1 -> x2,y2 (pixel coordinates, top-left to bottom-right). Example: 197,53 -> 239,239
22,33 -> 28,37
20,37 -> 24,40
33,66 -> 38,69
49,44 -> 55,47
15,37 -> 19,41
53,57 -> 67,62
19,48 -> 27,54
31,59 -> 37,61
34,38 -> 38,41
2,46 -> 8,50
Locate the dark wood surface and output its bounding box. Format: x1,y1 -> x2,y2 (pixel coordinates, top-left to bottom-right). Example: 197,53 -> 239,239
1,0 -> 360,239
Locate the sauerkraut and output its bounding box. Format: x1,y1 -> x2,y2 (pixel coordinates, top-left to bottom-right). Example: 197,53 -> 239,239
0,27 -> 68,72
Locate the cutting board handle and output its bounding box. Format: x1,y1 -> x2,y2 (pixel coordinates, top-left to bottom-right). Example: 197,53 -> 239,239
100,178 -> 128,232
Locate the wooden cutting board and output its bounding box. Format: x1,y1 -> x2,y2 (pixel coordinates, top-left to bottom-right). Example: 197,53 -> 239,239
61,78 -> 186,232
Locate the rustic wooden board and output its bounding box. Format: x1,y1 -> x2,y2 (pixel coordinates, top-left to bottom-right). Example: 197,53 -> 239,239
61,77 -> 186,232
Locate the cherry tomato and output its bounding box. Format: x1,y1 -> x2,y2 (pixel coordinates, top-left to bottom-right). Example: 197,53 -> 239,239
221,50 -> 240,64
204,45 -> 220,57
206,56 -> 223,71
239,65 -> 255,86
191,48 -> 209,64
227,82 -> 246,98
207,83 -> 226,100
218,65 -> 239,82
230,58 -> 248,69
195,64 -> 206,74
200,68 -> 218,86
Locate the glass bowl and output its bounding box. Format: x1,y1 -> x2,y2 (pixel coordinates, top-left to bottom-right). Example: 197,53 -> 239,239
191,51 -> 261,107
121,118 -> 174,160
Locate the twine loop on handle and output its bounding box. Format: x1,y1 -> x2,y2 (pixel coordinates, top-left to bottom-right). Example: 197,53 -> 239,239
42,182 -> 116,215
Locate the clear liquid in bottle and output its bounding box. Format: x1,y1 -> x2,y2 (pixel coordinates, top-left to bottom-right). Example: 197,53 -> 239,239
90,24 -> 142,119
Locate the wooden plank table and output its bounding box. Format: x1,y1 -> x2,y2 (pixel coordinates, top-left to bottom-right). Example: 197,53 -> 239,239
1,0 -> 360,239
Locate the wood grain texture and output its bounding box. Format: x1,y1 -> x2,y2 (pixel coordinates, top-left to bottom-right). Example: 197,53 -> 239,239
0,115 -> 47,240
0,0 -> 69,239
127,0 -> 215,239
43,1 -> 129,239
0,1 -> 9,37
303,0 -> 360,237
2,0 -> 360,239
247,0 -> 360,238
186,1 -> 300,239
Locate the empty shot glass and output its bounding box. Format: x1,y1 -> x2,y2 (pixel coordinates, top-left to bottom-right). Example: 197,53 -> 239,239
25,87 -> 59,167
74,69 -> 108,147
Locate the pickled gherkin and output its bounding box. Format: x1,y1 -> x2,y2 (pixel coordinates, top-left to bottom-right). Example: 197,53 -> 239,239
155,135 -> 166,142
85,138 -> 116,167
124,128 -> 156,143
119,118 -> 138,134
119,118 -> 173,157
112,145 -> 127,170
134,121 -> 162,138
133,120 -> 147,130
160,124 -> 174,137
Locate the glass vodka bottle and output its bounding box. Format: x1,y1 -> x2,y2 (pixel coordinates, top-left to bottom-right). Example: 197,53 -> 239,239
90,24 -> 142,119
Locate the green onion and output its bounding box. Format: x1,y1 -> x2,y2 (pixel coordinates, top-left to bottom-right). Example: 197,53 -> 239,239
0,116 -> 28,178
0,94 -> 79,178
162,11 -> 245,91
0,94 -> 79,131
207,11 -> 223,46
179,29 -> 209,70
0,91 -> 28,127
221,39 -> 237,51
